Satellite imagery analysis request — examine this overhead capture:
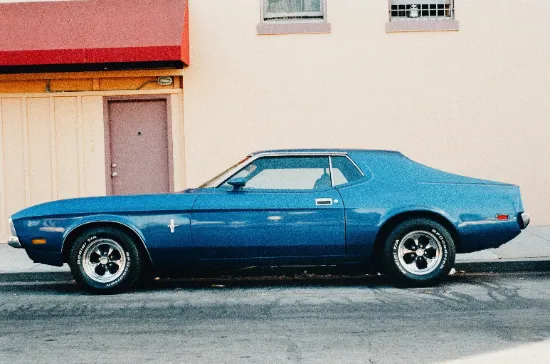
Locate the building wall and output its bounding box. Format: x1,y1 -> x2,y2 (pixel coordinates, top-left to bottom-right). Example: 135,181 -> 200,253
183,0 -> 550,225
0,72 -> 185,239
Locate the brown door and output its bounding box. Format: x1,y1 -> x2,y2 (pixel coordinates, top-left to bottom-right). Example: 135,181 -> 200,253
107,99 -> 170,195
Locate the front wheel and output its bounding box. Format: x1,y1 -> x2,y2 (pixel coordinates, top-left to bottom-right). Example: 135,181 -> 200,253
69,227 -> 142,294
383,218 -> 455,285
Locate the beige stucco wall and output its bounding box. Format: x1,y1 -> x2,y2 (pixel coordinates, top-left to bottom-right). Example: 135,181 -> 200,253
183,0 -> 550,225
0,90 -> 185,240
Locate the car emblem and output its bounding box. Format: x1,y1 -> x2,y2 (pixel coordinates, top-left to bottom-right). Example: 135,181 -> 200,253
168,219 -> 179,233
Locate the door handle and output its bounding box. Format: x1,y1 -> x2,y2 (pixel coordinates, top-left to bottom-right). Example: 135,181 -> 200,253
315,198 -> 333,206
111,172 -> 118,178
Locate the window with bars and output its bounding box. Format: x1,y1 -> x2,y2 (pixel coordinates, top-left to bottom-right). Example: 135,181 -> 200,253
389,0 -> 454,21
262,0 -> 325,21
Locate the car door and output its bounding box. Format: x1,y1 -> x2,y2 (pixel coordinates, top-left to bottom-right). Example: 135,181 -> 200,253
190,155 -> 345,266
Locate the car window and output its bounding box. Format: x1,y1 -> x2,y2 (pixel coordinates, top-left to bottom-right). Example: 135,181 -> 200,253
220,156 -> 331,190
198,156 -> 250,188
331,156 -> 364,186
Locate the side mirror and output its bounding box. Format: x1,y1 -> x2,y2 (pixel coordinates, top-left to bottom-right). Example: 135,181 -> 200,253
227,177 -> 246,190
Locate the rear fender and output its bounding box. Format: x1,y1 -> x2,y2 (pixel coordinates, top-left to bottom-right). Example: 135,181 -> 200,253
378,206 -> 458,230
370,206 -> 461,258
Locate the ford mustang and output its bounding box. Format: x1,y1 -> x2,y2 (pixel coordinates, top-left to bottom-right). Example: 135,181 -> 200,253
7,149 -> 530,293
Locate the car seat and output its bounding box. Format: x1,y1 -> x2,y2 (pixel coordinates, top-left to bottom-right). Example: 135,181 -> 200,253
314,169 -> 331,189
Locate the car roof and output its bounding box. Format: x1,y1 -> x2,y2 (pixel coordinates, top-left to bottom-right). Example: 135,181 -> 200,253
250,149 -> 402,156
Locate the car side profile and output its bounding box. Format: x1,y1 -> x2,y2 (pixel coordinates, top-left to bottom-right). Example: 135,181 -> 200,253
8,149 -> 530,293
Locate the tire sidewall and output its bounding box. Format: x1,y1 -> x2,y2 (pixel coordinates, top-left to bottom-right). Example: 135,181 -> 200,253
69,228 -> 141,293
385,219 -> 456,284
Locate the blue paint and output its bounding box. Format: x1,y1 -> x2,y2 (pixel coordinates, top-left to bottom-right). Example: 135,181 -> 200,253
10,150 -> 527,271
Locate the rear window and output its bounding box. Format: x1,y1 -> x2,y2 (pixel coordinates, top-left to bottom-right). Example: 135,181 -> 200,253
331,156 -> 364,186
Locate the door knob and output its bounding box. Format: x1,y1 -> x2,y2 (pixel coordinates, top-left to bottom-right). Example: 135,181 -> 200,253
112,163 -> 117,168
111,172 -> 118,177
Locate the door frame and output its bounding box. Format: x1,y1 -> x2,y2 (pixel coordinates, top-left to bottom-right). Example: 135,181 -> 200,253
103,95 -> 174,195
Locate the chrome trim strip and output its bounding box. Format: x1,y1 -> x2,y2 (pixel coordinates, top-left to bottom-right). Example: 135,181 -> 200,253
328,156 -> 335,187
344,155 -> 365,176
8,217 -> 16,236
8,236 -> 21,249
520,212 -> 530,229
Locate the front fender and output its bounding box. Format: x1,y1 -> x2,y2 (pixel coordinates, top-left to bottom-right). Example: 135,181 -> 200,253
62,214 -> 146,246
60,215 -> 150,261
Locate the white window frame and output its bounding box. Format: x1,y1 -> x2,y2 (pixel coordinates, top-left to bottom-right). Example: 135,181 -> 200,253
261,0 -> 327,23
258,0 -> 331,35
386,0 -> 459,33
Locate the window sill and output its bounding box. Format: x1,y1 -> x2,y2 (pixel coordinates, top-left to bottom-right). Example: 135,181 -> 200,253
257,22 -> 331,35
385,20 -> 459,33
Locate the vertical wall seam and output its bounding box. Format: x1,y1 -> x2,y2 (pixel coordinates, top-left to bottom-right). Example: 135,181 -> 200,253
49,97 -> 58,200
181,70 -> 193,187
179,90 -> 186,188
0,99 -> 6,235
76,96 -> 85,195
21,97 -> 30,206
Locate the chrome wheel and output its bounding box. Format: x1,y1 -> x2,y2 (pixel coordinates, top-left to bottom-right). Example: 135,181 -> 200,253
397,230 -> 443,275
82,239 -> 127,283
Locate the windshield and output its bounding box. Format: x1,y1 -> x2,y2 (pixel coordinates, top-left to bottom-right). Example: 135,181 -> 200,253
198,156 -> 251,188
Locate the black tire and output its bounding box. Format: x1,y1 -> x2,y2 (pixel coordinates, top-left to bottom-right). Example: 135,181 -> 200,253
382,218 -> 455,285
69,227 -> 142,294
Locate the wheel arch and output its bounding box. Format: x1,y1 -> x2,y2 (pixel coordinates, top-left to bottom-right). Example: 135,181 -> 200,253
373,210 -> 461,258
61,221 -> 153,270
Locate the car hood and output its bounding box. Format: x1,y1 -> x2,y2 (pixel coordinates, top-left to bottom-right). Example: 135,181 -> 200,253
11,192 -> 199,220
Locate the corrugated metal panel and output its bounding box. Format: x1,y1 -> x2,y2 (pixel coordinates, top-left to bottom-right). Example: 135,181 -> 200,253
27,98 -> 53,206
170,93 -> 186,191
1,98 -> 26,235
0,95 -> 106,238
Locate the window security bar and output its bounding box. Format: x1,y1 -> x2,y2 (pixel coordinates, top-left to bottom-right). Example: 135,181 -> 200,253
389,0 -> 454,21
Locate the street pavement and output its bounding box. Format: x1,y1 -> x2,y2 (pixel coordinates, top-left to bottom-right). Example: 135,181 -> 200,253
1,226 -> 549,275
1,227 -> 549,363
0,272 -> 549,363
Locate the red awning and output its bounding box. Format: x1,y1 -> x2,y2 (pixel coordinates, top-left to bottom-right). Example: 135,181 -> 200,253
0,0 -> 189,71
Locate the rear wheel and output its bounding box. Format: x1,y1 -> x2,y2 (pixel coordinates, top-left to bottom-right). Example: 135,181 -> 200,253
383,218 -> 455,285
69,227 -> 142,294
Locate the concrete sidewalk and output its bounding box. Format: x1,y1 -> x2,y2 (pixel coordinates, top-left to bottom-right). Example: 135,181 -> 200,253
0,227 -> 549,275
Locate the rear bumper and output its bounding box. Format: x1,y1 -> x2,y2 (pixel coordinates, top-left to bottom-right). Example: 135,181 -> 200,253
7,236 -> 21,249
518,212 -> 530,229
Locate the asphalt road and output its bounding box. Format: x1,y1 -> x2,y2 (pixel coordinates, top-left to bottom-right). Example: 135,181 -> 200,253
1,272 -> 550,364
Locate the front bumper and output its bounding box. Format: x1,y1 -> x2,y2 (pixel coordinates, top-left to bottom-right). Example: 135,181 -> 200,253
518,212 -> 530,230
8,236 -> 22,249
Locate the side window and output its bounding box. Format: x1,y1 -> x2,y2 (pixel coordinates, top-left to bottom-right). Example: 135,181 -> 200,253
221,156 -> 331,190
331,156 -> 364,186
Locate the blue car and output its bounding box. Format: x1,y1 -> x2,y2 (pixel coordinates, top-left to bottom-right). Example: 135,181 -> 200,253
8,149 -> 530,293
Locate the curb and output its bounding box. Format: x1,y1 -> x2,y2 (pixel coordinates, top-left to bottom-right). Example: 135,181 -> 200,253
454,260 -> 550,273
0,271 -> 72,283
1,260 -> 550,283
